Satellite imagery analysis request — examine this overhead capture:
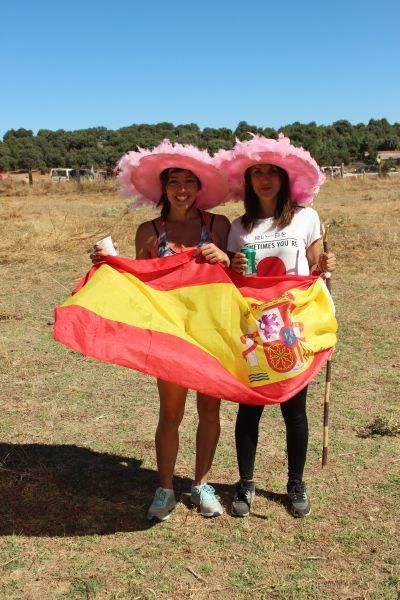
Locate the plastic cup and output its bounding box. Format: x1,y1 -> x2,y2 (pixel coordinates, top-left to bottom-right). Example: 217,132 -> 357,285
96,235 -> 117,256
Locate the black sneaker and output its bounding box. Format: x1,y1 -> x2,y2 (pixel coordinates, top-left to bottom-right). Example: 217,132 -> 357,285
231,480 -> 255,517
287,480 -> 311,518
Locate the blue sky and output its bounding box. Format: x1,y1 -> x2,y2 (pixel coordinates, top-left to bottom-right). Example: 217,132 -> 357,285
1,0 -> 399,138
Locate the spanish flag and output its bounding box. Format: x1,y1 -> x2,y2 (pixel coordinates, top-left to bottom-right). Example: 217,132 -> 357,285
54,252 -> 337,405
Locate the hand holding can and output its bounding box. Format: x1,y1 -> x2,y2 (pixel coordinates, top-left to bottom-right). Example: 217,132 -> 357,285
241,248 -> 257,275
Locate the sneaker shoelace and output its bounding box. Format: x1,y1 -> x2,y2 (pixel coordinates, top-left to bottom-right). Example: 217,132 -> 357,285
199,484 -> 217,502
237,481 -> 253,504
153,488 -> 168,507
289,481 -> 307,500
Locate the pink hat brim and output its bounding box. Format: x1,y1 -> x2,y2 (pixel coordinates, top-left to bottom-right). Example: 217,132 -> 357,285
215,134 -> 325,205
131,154 -> 229,210
118,141 -> 229,210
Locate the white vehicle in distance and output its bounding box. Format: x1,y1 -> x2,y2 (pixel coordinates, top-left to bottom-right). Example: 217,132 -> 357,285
343,165 -> 380,178
50,168 -> 73,182
50,168 -> 96,182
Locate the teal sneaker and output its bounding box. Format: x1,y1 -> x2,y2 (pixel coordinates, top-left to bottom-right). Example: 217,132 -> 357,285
147,487 -> 176,521
191,483 -> 223,518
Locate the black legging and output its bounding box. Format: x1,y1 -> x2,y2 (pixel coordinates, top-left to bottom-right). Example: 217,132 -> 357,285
235,386 -> 308,482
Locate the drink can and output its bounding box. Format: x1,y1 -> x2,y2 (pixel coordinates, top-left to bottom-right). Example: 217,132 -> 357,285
241,247 -> 257,275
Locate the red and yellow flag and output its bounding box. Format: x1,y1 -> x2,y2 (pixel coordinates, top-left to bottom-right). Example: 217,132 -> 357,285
54,252 -> 337,405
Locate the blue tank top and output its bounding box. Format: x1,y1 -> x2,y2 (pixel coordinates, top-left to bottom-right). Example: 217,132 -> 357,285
152,211 -> 215,258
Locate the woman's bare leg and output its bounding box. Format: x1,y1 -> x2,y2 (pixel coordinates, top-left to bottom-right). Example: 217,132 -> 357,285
156,379 -> 187,489
194,394 -> 221,485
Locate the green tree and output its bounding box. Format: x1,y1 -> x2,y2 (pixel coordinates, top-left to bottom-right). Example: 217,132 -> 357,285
377,136 -> 400,150
3,128 -> 34,142
234,121 -> 261,140
17,142 -> 45,171
0,142 -> 12,171
332,119 -> 352,136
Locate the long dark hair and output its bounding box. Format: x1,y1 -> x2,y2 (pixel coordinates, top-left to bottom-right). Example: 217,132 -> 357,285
158,168 -> 202,220
241,165 -> 295,231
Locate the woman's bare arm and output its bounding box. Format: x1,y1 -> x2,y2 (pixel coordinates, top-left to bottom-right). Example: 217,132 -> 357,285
307,239 -> 336,273
135,221 -> 157,259
211,214 -> 231,251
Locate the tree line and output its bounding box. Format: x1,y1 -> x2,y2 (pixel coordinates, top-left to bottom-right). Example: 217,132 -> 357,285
1,119 -> 399,172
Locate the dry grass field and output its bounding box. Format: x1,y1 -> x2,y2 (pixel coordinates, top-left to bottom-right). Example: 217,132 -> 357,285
0,175 -> 399,599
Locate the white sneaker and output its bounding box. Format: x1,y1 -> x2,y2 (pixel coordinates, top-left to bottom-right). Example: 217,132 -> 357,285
147,487 -> 176,521
191,483 -> 223,517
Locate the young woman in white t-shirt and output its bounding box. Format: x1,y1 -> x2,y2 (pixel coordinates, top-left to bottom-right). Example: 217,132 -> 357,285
216,134 -> 336,518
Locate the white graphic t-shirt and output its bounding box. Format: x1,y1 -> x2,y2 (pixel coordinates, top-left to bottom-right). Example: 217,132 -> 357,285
227,207 -> 321,276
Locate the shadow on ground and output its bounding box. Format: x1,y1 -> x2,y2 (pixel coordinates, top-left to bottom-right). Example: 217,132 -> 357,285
0,443 -> 187,536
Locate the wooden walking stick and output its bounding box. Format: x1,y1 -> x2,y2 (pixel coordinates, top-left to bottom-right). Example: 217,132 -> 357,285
321,224 -> 332,467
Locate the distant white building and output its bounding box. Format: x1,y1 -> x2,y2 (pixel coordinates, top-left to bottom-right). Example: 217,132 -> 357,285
376,150 -> 400,162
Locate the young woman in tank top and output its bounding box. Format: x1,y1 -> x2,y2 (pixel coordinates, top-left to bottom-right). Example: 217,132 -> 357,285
93,141 -> 230,521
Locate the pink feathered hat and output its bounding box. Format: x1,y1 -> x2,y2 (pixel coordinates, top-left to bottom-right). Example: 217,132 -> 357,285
118,139 -> 229,210
214,133 -> 325,205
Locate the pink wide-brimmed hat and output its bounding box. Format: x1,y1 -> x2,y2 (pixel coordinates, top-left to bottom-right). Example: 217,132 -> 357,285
118,139 -> 229,210
214,133 -> 325,205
